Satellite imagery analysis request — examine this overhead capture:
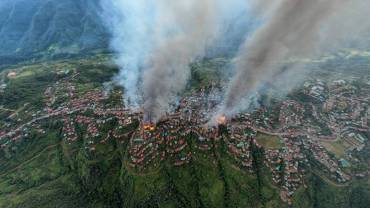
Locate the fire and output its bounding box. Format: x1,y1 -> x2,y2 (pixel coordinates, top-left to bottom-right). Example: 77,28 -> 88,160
216,115 -> 227,125
144,124 -> 156,131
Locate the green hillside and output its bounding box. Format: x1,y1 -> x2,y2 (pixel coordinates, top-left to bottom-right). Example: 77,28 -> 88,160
0,122 -> 281,208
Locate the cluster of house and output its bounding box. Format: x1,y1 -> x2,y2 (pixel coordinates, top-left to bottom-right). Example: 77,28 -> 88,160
0,119 -> 47,150
126,87 -> 225,169
1,71 -> 136,151
306,139 -> 352,182
44,74 -> 77,107
129,118 -> 194,169
226,126 -> 254,169
263,134 -> 355,204
224,96 -> 363,204
279,100 -> 304,129
265,147 -> 304,205
311,79 -> 369,152
341,129 -> 367,151
123,83 -> 363,202
124,89 -> 357,204
304,79 -> 327,101
62,117 -> 78,142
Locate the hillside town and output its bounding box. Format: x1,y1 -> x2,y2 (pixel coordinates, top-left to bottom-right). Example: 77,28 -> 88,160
0,70 -> 369,204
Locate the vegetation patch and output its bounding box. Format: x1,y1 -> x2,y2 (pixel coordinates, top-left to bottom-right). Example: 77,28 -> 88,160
256,133 -> 284,150
321,140 -> 347,158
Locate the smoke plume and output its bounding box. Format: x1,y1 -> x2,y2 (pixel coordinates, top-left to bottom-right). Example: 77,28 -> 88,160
142,0 -> 219,122
219,0 -> 370,116
102,0 -> 226,121
101,0 -> 156,106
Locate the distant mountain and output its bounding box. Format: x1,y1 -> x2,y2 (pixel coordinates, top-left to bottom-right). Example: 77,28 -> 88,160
0,0 -> 109,66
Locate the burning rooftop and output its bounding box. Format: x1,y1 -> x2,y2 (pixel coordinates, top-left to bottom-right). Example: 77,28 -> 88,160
143,123 -> 156,132
216,115 -> 227,126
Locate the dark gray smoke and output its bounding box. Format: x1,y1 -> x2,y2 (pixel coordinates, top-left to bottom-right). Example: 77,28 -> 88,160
143,0 -> 219,122
102,0 -> 255,122
219,0 -> 370,116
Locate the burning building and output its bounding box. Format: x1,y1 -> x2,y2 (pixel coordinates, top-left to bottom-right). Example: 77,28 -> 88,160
143,123 -> 156,132
140,120 -> 156,140
216,114 -> 228,126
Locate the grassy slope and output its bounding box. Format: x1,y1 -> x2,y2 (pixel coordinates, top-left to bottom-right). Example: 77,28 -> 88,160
0,125 -> 283,208
292,173 -> 370,208
256,133 -> 284,150
3,132 -> 367,208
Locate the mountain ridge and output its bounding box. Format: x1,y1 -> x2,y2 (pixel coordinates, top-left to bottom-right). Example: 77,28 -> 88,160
0,0 -> 108,66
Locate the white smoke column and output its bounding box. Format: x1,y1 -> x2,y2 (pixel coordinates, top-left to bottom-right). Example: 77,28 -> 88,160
101,0 -> 156,106
143,0 -> 219,122
218,0 -> 370,117
102,0 -> 221,119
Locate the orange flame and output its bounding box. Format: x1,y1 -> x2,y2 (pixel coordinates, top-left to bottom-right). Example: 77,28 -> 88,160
144,124 -> 156,131
216,115 -> 227,125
